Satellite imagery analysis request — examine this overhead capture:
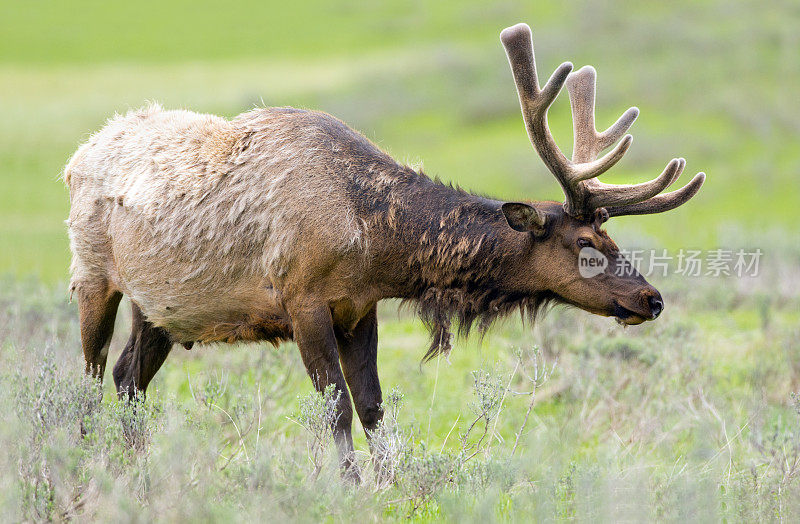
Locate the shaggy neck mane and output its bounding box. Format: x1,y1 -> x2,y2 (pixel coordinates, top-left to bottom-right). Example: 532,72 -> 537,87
352,161 -> 561,361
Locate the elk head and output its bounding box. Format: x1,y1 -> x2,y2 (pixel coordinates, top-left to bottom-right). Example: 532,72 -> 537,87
499,23 -> 705,325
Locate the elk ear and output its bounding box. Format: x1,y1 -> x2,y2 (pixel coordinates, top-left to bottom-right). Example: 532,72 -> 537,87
501,202 -> 548,234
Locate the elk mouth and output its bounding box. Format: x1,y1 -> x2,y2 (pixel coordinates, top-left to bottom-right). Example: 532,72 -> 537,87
612,301 -> 651,325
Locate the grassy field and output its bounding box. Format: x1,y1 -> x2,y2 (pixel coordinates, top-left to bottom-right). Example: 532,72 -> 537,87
1,0 -> 799,521
1,0 -> 798,280
2,243 -> 800,521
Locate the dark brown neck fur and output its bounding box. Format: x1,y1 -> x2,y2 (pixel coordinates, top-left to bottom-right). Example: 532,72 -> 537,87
348,162 -> 561,359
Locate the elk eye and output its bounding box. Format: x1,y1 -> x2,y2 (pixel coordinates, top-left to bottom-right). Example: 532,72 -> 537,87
577,238 -> 593,249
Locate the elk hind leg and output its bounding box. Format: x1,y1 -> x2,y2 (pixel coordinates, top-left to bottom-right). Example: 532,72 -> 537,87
113,302 -> 173,400
77,281 -> 122,380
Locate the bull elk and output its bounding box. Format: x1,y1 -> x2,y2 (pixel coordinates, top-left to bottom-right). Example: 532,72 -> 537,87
64,23 -> 704,478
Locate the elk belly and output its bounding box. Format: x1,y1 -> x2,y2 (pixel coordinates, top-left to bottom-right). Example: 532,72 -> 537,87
107,213 -> 290,345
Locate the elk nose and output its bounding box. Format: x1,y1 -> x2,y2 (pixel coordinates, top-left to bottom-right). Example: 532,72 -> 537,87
648,294 -> 664,318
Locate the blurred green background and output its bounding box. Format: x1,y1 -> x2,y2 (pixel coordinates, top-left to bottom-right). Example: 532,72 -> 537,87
1,0 -> 798,282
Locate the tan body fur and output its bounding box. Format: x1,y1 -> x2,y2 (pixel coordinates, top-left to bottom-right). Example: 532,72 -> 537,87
66,105 -> 376,344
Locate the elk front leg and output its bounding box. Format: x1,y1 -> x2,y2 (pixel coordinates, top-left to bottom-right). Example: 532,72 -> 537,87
337,306 -> 383,437
289,302 -> 358,481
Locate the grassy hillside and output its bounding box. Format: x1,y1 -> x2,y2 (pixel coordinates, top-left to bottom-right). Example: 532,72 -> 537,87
2,240 -> 800,520
0,0 -> 798,280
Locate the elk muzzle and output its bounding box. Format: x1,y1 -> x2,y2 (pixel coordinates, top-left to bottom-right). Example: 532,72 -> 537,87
613,285 -> 663,325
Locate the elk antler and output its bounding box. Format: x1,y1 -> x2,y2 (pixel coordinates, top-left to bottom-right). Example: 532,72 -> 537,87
500,23 -> 704,219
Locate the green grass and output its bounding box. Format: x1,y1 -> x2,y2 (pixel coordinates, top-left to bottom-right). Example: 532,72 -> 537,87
2,246 -> 800,520
0,0 -> 798,280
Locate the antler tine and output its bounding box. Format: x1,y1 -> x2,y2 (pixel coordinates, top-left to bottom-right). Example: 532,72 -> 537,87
500,23 -> 573,115
606,172 -> 706,217
500,24 -> 577,205
566,66 -> 638,182
600,106 -> 639,150
586,157 -> 684,209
